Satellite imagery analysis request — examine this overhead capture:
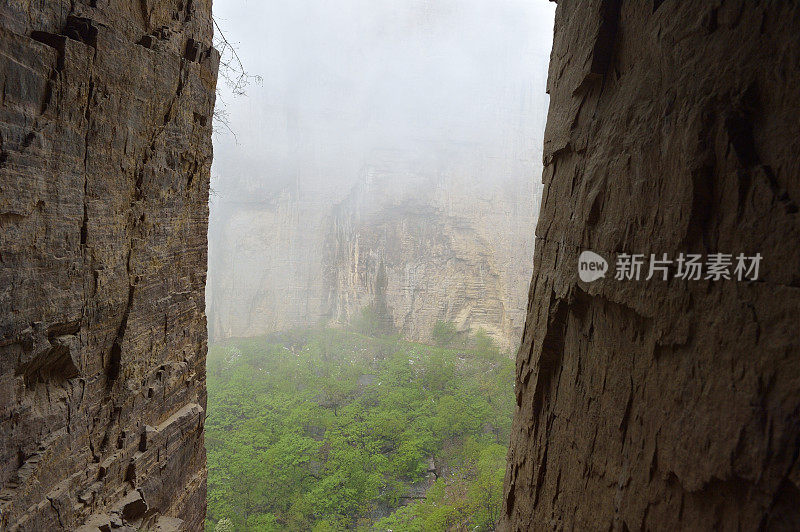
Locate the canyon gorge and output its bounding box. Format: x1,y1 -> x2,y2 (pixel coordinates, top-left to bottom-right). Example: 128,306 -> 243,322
1,0 -> 798,530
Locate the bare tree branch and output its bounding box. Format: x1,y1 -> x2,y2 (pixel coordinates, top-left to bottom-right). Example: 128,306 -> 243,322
211,16 -> 262,139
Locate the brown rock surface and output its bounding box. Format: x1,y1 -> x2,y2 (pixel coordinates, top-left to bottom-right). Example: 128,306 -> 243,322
503,1 -> 800,530
0,1 -> 217,529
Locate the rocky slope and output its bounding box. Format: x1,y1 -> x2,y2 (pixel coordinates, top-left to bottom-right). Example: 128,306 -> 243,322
0,1 -> 217,529
503,1 -> 800,530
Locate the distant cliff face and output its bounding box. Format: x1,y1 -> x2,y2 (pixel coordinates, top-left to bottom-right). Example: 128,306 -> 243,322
208,148 -> 540,352
0,1 -> 216,529
324,159 -> 538,352
206,0 -> 552,354
503,1 -> 800,530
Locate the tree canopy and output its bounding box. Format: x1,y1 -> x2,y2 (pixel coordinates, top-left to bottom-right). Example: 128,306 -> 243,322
205,328 -> 514,531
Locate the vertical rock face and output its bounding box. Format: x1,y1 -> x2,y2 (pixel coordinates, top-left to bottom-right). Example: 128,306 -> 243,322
503,1 -> 800,530
322,156 -> 539,352
0,1 -> 217,530
207,145 -> 542,352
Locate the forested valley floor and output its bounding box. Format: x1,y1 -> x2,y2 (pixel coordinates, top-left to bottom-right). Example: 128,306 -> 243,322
205,325 -> 515,531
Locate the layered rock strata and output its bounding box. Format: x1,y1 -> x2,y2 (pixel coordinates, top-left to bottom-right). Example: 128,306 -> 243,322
0,1 -> 217,529
503,1 -> 800,530
323,161 -> 538,351
207,148 -> 541,353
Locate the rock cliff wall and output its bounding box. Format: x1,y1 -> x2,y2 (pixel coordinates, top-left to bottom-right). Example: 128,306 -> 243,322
503,1 -> 800,530
207,145 -> 542,353
323,155 -> 538,351
0,1 -> 217,529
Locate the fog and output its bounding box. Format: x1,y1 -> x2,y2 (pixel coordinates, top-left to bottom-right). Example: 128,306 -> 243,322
207,0 -> 556,347
210,0 -> 555,196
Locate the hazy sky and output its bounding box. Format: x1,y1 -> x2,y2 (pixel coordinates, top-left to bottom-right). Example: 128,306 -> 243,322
210,0 -> 556,196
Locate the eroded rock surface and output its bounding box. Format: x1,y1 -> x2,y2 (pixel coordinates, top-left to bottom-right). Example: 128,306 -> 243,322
503,1 -> 800,530
208,148 -> 542,352
0,1 -> 217,529
324,161 -> 540,351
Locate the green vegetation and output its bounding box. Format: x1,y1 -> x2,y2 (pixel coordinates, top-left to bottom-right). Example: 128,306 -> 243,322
431,320 -> 459,347
351,304 -> 395,337
205,328 -> 514,531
